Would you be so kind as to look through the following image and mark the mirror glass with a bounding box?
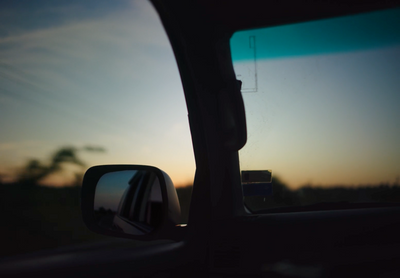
[94,170,163,235]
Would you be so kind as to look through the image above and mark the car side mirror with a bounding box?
[81,165,182,240]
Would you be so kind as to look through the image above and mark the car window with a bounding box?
[0,0,194,257]
[230,8,400,212]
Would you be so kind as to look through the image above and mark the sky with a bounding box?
[1,1,399,190]
[0,0,195,187]
[231,8,400,188]
[95,170,137,211]
[95,169,162,211]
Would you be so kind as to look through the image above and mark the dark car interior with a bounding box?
[1,0,400,277]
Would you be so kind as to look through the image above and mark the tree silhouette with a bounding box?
[18,145,105,186]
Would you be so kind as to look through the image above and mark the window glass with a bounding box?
[230,8,400,212]
[0,0,194,257]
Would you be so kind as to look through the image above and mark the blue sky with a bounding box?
[0,0,195,186]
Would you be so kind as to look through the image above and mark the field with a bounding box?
[1,180,399,258]
[0,182,193,258]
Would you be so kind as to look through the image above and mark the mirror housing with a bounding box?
[81,165,182,241]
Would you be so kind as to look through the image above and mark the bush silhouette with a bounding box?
[17,145,104,186]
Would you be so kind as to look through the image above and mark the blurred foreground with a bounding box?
[0,182,192,258]
[1,177,399,258]
[245,177,400,212]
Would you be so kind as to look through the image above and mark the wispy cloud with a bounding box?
[0,0,179,139]
[0,1,169,70]
[0,1,195,185]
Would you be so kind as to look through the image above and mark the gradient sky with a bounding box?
[1,2,399,189]
[0,0,195,187]
[95,170,162,211]
[231,8,400,188]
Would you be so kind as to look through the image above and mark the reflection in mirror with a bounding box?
[94,170,163,235]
